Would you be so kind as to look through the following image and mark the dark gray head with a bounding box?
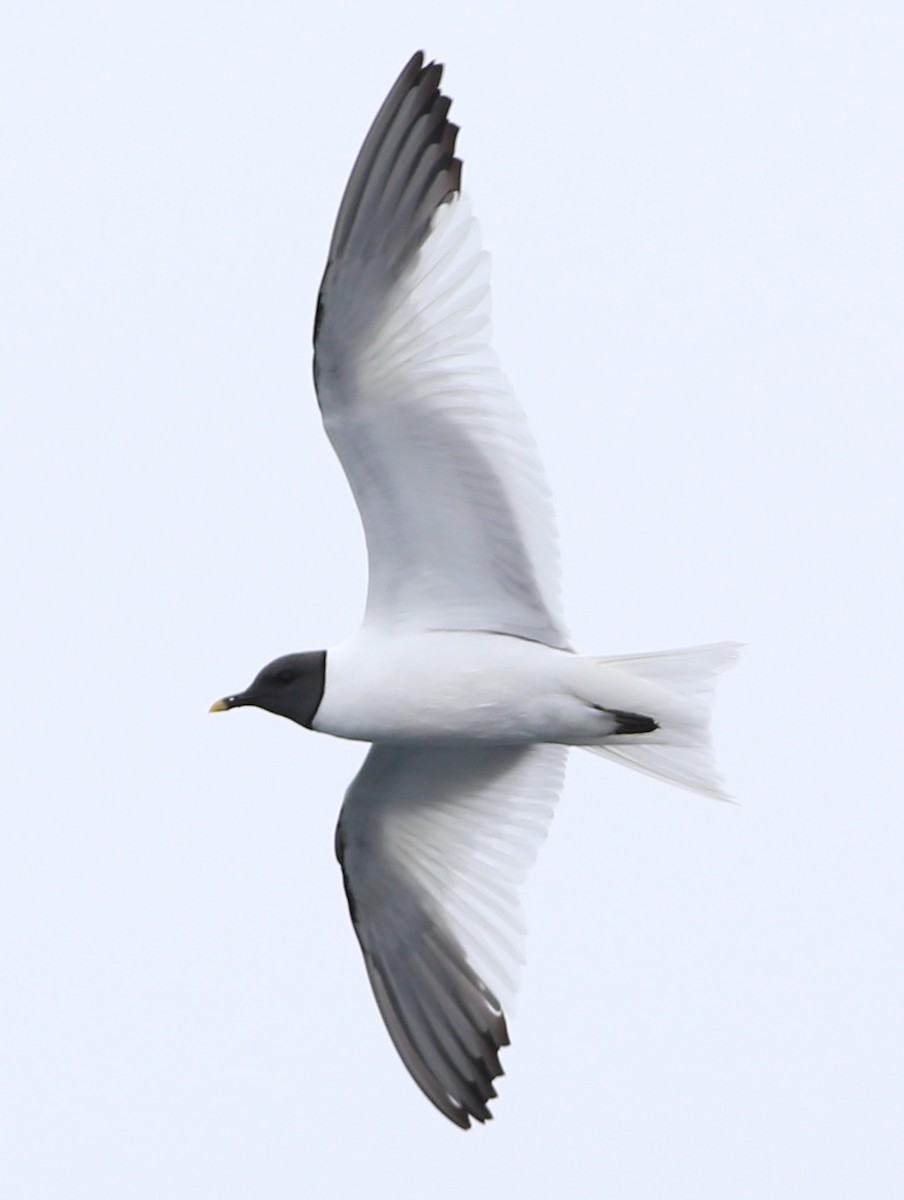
[210,651,326,729]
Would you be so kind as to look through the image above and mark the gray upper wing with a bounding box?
[335,742,567,1127]
[313,54,569,647]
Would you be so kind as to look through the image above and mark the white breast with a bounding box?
[312,630,579,744]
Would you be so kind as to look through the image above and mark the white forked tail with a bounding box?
[585,642,741,801]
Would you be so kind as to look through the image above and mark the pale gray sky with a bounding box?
[3,1,903,1196]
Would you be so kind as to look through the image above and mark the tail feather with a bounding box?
[584,642,740,801]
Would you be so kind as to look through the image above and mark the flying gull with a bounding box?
[211,52,738,1128]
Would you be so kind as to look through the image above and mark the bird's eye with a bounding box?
[274,669,295,686]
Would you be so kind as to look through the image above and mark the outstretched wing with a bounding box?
[334,742,567,1127]
[314,53,568,648]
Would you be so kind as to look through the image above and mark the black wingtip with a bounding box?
[322,50,463,269]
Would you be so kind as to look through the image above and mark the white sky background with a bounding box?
[3,1,902,1195]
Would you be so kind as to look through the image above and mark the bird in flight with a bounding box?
[211,52,737,1128]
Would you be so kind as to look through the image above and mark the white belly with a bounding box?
[311,630,649,744]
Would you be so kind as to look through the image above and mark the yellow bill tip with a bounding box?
[209,698,230,713]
